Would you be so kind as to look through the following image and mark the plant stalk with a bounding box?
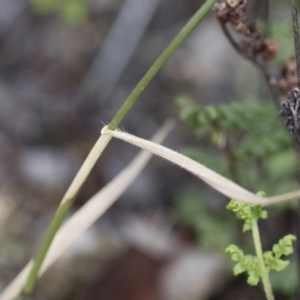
[108,0,219,130]
[252,218,274,300]
[12,1,218,299]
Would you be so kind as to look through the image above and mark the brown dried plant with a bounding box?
[270,55,297,95]
[278,0,300,146]
[214,0,279,62]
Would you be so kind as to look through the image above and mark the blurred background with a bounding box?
[0,0,298,299]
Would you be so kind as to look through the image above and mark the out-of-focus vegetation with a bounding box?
[175,95,297,194]
[30,0,90,22]
[271,21,294,63]
[175,188,237,251]
[226,199,296,291]
[1,0,299,299]
[175,94,298,294]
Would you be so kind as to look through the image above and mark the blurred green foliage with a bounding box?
[175,189,237,251]
[30,0,90,23]
[175,95,298,295]
[175,95,297,195]
[271,21,294,63]
[175,94,300,191]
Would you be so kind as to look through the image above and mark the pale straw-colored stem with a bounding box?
[101,126,300,205]
[0,121,173,300]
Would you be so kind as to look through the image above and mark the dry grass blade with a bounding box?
[0,121,174,300]
[101,126,300,205]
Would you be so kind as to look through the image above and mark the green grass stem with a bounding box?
[108,0,218,130]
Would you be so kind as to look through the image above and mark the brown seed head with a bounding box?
[272,56,298,94]
[234,21,250,34]
[261,39,279,61]
[213,3,231,21]
[252,39,265,55]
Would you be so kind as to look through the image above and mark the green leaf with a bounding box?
[227,199,268,232]
[226,244,244,261]
[242,221,252,232]
[264,251,290,271]
[272,234,297,257]
[264,234,296,273]
[233,263,246,275]
[247,272,260,286]
[226,245,261,284]
[273,260,289,272]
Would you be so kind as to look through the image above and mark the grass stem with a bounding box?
[108,0,219,130]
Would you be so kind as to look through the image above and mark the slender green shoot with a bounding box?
[226,197,296,300]
[251,216,274,300]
